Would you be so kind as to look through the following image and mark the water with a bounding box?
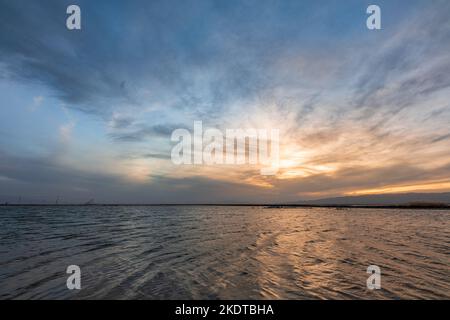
[0,206,448,299]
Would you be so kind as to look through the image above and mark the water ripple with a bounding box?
[0,206,449,299]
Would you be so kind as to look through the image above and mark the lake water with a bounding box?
[0,206,448,299]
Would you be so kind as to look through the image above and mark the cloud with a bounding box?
[59,121,75,144]
[109,123,184,142]
[29,95,44,111]
[0,151,119,202]
[1,1,450,202]
[431,133,450,144]
[351,2,450,114]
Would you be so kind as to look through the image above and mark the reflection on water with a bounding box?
[0,206,448,299]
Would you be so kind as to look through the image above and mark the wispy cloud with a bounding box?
[0,0,450,202]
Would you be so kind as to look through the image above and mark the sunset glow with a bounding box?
[0,0,449,203]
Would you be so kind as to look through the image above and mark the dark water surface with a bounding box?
[0,206,448,299]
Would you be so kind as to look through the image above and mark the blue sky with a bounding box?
[0,0,449,203]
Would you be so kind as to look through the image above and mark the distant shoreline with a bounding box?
[1,203,449,209]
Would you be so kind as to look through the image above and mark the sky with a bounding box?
[0,0,449,204]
